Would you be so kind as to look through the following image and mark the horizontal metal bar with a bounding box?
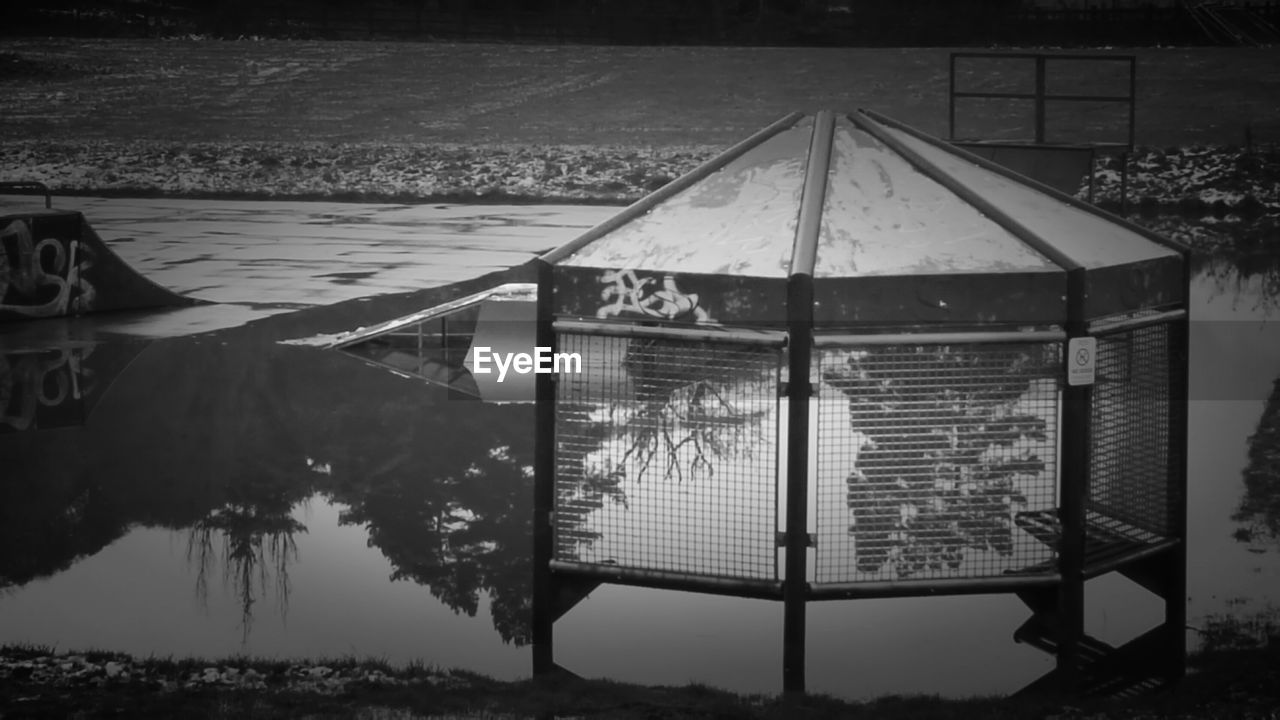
[808,573,1061,600]
[953,91,1132,103]
[953,138,1132,150]
[0,180,53,209]
[1083,538,1181,581]
[951,52,1136,62]
[553,319,788,347]
[810,419,1057,437]
[1088,309,1186,336]
[952,139,1097,150]
[549,560,784,600]
[1046,93,1135,104]
[814,329,1065,347]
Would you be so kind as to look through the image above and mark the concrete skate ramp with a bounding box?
[1,208,197,322]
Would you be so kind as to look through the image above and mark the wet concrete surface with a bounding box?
[2,197,620,340]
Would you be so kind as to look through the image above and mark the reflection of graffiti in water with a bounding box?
[596,269,712,323]
[0,347,92,432]
[0,218,97,318]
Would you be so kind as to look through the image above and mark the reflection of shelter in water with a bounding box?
[1235,377,1280,548]
[329,283,537,403]
[533,110,1191,698]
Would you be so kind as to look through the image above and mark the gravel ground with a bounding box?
[0,649,468,696]
[0,140,712,205]
[2,139,1277,214]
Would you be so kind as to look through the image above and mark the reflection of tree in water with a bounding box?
[0,334,595,647]
[822,344,1057,577]
[185,489,308,642]
[1187,214,1280,315]
[174,340,317,641]
[554,401,627,551]
[321,401,539,646]
[0,465,124,595]
[553,337,775,561]
[1234,376,1280,551]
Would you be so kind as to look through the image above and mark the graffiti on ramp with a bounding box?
[1,209,196,322]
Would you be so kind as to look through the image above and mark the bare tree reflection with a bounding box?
[611,338,773,485]
[1234,376,1280,551]
[1183,213,1280,315]
[186,501,307,642]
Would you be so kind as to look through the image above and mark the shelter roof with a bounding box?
[545,110,1186,327]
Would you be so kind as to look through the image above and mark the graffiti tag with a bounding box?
[596,270,711,323]
[0,218,97,319]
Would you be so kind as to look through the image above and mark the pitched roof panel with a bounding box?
[558,116,813,278]
[876,121,1180,270]
[815,117,1060,278]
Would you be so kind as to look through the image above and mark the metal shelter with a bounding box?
[531,109,1190,696]
[947,52,1137,206]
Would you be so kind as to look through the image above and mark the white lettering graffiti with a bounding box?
[596,269,711,323]
[0,218,96,319]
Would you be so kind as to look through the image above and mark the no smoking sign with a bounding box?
[1067,336,1096,386]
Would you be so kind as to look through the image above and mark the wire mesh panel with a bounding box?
[1089,321,1177,539]
[814,340,1062,583]
[553,331,782,580]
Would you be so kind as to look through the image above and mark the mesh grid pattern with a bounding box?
[553,332,782,580]
[813,342,1062,583]
[1088,323,1175,539]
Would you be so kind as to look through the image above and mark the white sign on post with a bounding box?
[1067,336,1096,386]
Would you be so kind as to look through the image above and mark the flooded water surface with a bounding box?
[2,221,1280,701]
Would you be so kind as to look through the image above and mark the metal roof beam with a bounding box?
[788,109,835,279]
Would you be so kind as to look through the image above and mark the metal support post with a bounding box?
[532,259,556,677]
[1058,267,1091,693]
[783,273,812,696]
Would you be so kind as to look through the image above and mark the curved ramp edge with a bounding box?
[1,209,200,322]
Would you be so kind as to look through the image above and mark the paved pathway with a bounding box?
[5,197,619,339]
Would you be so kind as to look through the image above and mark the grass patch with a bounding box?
[3,41,1280,213]
[0,139,711,205]
[1,40,1279,148]
[0,51,95,83]
[4,631,1280,720]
